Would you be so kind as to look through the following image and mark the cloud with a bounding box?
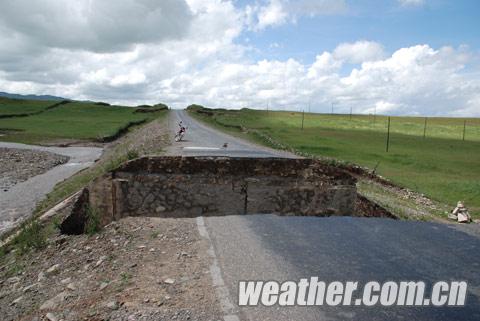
[397,0,425,7]
[333,41,386,64]
[159,44,479,116]
[246,0,347,31]
[0,0,478,117]
[0,0,193,52]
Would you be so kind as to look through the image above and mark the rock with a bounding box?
[22,284,37,293]
[60,277,72,284]
[164,278,175,284]
[95,255,107,267]
[106,301,119,310]
[37,272,46,282]
[40,291,68,310]
[11,296,23,305]
[46,312,59,321]
[46,264,60,275]
[7,276,21,284]
[99,282,109,290]
[66,282,77,291]
[155,206,166,213]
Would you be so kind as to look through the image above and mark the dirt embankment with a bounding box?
[0,115,223,321]
[0,217,222,321]
[0,148,69,192]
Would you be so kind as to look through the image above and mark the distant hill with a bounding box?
[0,92,68,101]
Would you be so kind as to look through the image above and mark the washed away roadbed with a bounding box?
[0,217,222,321]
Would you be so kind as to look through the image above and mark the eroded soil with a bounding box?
[0,217,222,321]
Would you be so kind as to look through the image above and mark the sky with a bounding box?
[0,0,479,116]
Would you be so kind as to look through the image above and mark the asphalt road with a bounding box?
[166,110,293,158]
[168,109,480,321]
[0,142,102,235]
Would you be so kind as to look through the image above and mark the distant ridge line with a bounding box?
[0,91,68,101]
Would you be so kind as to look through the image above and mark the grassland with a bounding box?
[188,106,480,216]
[0,97,59,116]
[0,99,166,144]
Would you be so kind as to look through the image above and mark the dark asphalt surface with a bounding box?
[206,215,480,321]
[170,110,480,321]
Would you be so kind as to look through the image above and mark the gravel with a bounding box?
[0,217,223,321]
[0,147,69,192]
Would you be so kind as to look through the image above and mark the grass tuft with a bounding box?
[85,206,101,236]
[11,220,47,255]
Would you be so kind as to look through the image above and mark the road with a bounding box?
[166,110,293,158]
[0,142,102,235]
[168,110,480,321]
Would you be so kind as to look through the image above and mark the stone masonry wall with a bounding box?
[63,156,359,233]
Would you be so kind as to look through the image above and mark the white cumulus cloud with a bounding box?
[0,0,478,117]
[333,41,386,64]
[246,0,347,31]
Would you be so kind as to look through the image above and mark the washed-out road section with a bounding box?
[167,109,480,321]
[0,142,102,235]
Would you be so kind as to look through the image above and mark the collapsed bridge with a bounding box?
[61,156,394,234]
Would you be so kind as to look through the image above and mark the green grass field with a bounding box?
[188,106,480,215]
[0,99,166,144]
[0,97,59,116]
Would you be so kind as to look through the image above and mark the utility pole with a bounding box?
[463,120,467,141]
[386,116,391,152]
[373,105,377,125]
[267,100,269,115]
[350,106,353,120]
[331,102,334,115]
[423,117,427,139]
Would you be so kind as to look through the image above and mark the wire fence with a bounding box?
[292,111,480,152]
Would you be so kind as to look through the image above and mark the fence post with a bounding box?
[386,116,391,152]
[301,110,305,130]
[463,120,466,141]
[423,117,427,139]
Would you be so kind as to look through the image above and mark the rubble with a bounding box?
[0,217,222,321]
[449,201,472,223]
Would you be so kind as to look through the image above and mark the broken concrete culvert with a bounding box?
[61,156,394,235]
